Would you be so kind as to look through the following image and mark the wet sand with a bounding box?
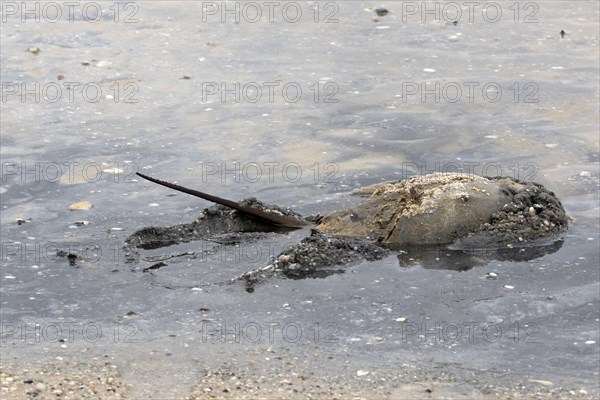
[1,346,594,400]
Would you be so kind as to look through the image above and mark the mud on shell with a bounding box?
[318,173,568,248]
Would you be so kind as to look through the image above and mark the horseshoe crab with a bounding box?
[126,172,568,288]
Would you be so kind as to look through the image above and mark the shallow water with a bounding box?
[1,1,599,398]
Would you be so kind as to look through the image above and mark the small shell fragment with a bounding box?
[529,207,536,215]
[102,167,124,174]
[528,379,553,386]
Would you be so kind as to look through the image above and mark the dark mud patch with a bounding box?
[123,198,303,265]
[237,230,390,291]
[125,197,302,250]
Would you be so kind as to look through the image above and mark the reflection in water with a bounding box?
[126,215,566,291]
[396,239,565,272]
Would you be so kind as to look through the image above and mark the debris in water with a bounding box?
[72,221,90,227]
[143,262,167,273]
[374,8,388,17]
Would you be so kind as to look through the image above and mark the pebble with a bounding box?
[395,317,408,323]
[486,272,498,279]
[356,370,369,377]
[27,47,40,54]
[68,201,93,211]
[278,255,291,264]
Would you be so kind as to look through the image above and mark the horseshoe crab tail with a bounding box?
[136,172,308,229]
